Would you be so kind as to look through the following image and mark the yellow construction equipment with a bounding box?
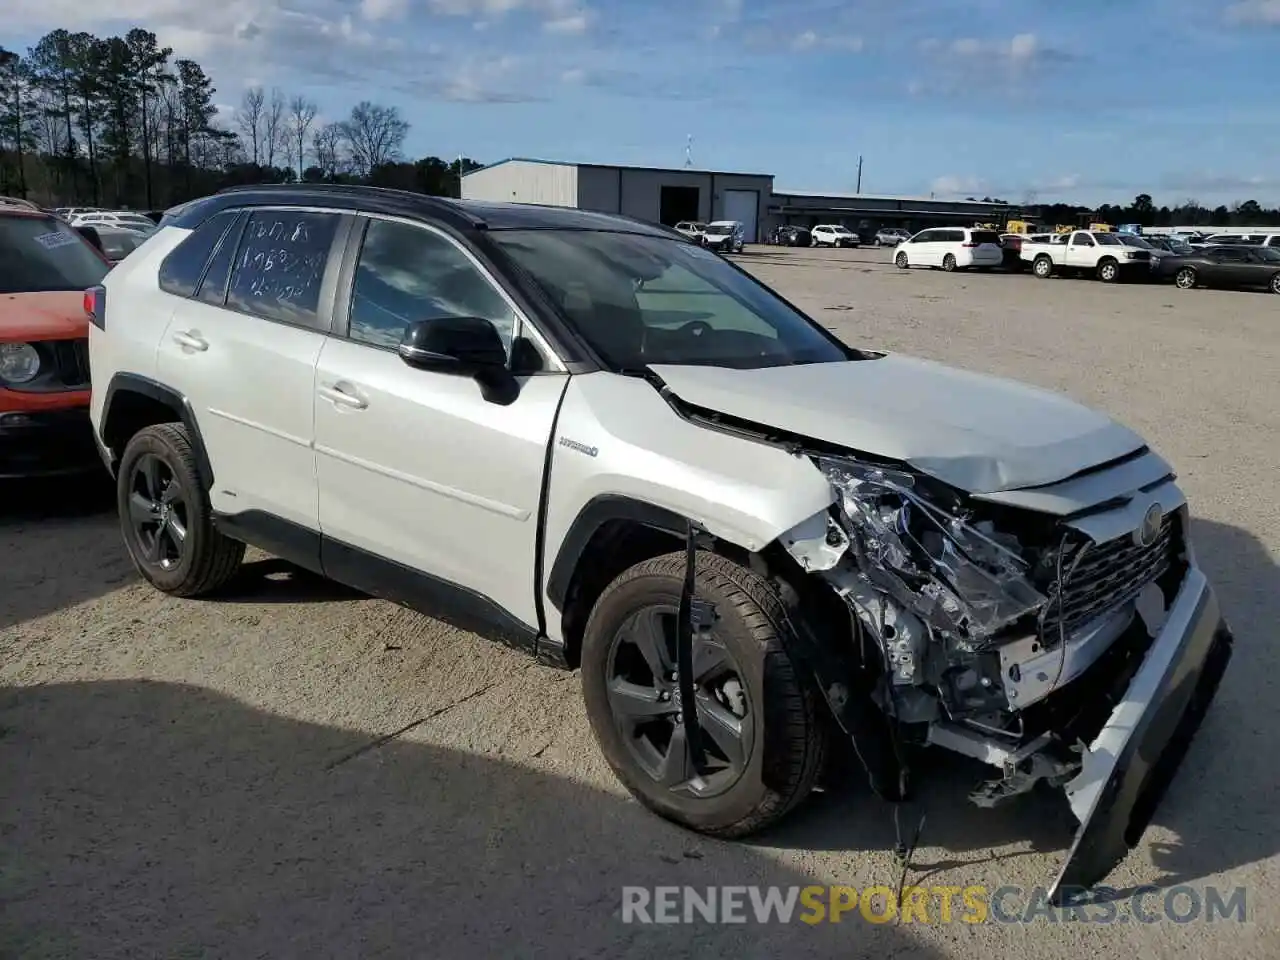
[1089,222,1114,232]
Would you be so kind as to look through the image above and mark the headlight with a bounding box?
[818,457,1046,644]
[0,342,41,384]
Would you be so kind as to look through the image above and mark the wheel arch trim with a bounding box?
[100,373,214,488]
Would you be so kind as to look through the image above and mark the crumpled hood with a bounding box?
[649,354,1147,494]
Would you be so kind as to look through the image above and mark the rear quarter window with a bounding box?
[158,210,240,298]
[971,231,1000,245]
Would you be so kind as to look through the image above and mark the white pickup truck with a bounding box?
[1022,230,1153,282]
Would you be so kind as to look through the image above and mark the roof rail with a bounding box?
[0,195,42,211]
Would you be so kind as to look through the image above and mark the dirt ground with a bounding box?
[3,247,1277,958]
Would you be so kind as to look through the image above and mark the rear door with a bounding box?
[156,206,355,532]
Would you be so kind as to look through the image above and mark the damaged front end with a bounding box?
[782,455,1234,901]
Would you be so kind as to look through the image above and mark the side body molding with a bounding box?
[541,372,834,631]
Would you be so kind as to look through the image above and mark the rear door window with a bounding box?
[159,210,239,298]
[971,230,1000,245]
[225,210,342,330]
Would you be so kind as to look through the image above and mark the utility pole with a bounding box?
[856,155,863,193]
[684,134,693,169]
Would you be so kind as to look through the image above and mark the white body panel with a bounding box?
[89,228,186,431]
[313,338,569,629]
[541,372,834,641]
[157,299,324,529]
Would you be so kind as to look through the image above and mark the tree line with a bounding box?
[975,194,1280,230]
[0,28,482,211]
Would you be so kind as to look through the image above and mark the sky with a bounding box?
[6,0,1280,206]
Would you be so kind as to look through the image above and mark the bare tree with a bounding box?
[263,86,285,170]
[236,85,264,165]
[338,101,408,177]
[287,94,317,179]
[312,122,343,180]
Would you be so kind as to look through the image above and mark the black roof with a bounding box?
[163,183,674,237]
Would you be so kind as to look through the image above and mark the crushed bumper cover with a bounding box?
[1049,567,1233,903]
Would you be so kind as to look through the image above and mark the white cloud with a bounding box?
[931,174,988,196]
[792,30,818,51]
[1009,32,1038,61]
[1226,0,1280,24]
[560,66,586,83]
[951,37,983,56]
[360,0,408,20]
[544,11,588,33]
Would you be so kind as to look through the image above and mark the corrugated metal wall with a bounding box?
[461,161,579,207]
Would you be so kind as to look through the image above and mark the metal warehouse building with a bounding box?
[770,190,1016,232]
[461,158,774,242]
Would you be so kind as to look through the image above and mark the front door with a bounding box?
[313,216,568,631]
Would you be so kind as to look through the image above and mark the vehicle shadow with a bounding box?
[210,556,365,604]
[0,680,941,960]
[756,516,1275,895]
[0,474,132,632]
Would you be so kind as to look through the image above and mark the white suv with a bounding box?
[893,227,1003,271]
[811,224,859,248]
[88,185,1232,900]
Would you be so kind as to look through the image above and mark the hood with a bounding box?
[0,291,90,340]
[649,354,1146,494]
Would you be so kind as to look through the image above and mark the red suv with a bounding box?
[0,198,111,478]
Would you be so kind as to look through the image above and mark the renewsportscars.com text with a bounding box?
[620,884,1248,926]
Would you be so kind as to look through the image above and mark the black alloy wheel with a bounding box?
[128,453,189,571]
[606,604,754,798]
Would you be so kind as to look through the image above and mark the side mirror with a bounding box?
[398,316,518,405]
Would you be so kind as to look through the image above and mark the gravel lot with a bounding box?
[3,246,1277,958]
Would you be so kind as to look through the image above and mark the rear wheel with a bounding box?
[1097,258,1119,282]
[581,552,826,837]
[1175,267,1198,290]
[1270,273,1280,295]
[117,423,245,597]
[1033,256,1053,279]
[895,251,909,269]
[942,253,957,272]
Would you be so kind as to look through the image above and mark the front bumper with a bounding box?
[0,406,101,479]
[1050,566,1233,902]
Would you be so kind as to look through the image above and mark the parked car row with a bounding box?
[889,225,1280,294]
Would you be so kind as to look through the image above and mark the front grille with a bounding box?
[50,338,90,387]
[1041,514,1176,639]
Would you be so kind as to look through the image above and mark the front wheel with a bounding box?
[117,423,245,597]
[1270,273,1280,295]
[895,251,909,269]
[1175,267,1198,290]
[581,552,827,838]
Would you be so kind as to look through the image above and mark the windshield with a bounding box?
[0,215,108,294]
[492,230,851,370]
[704,224,734,236]
[1122,236,1154,249]
[830,226,851,234]
[1095,233,1122,245]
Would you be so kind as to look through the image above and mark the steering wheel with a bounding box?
[677,320,713,338]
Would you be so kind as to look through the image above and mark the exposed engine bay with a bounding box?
[781,454,1189,812]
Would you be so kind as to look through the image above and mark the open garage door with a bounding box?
[722,189,758,242]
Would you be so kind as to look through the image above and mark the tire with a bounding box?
[1033,255,1053,279]
[895,251,909,269]
[117,423,245,597]
[1097,258,1119,283]
[581,551,827,838]
[1175,267,1198,290]
[1271,273,1280,295]
[942,253,957,272]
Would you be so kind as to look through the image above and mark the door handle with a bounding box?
[318,383,368,410]
[172,330,209,352]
